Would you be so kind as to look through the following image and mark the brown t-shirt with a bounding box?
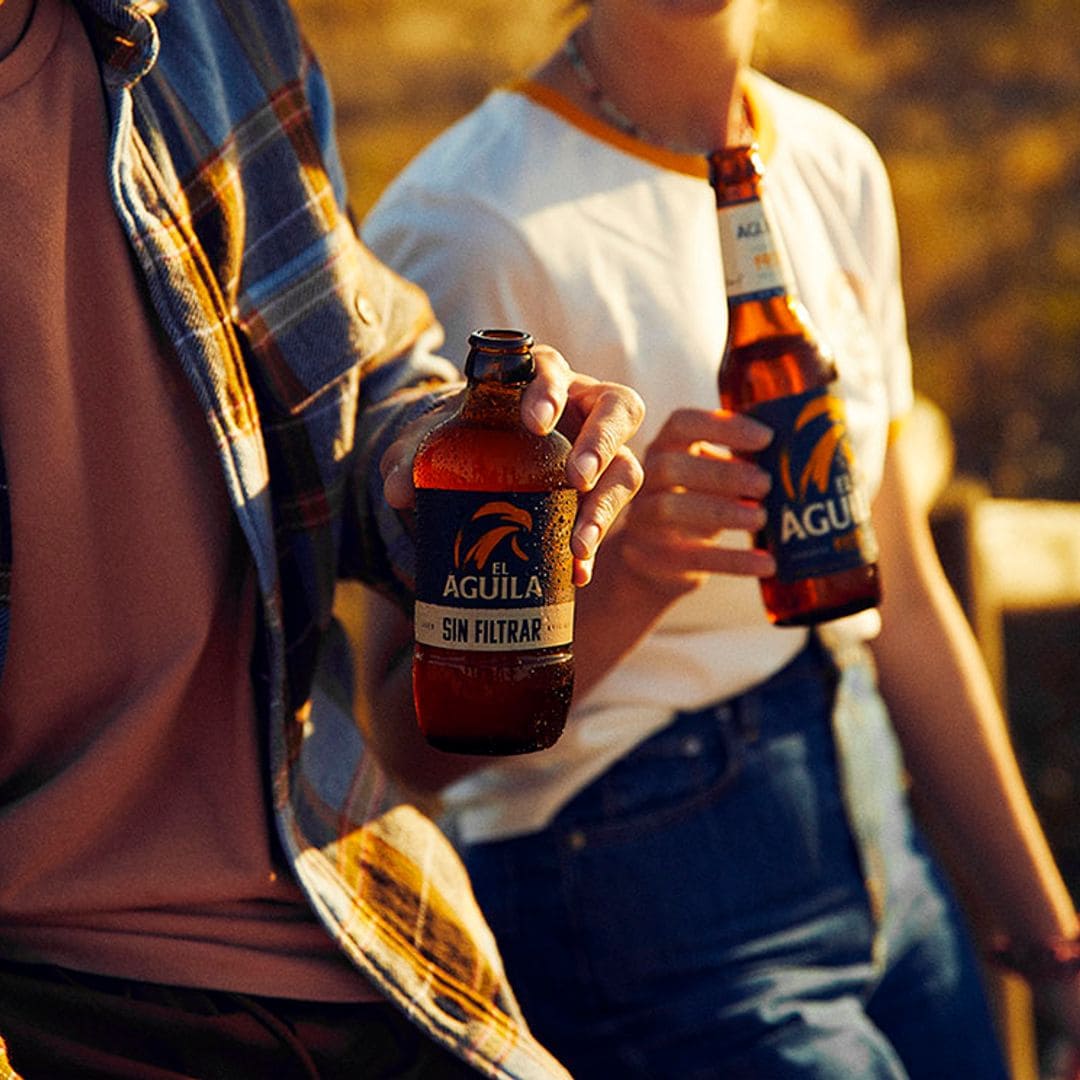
[0,0,376,1001]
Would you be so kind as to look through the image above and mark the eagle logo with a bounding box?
[453,501,534,571]
[778,395,853,502]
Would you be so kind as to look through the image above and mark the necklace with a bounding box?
[563,26,754,157]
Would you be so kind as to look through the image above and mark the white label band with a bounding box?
[717,200,785,302]
[415,601,575,651]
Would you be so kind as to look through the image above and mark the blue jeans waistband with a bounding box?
[675,633,837,746]
[540,636,840,842]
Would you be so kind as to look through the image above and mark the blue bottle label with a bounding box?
[752,388,878,583]
[415,489,576,651]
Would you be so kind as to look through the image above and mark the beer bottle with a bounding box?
[412,329,577,754]
[710,145,881,626]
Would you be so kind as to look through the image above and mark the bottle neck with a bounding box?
[716,193,806,347]
[458,330,537,422]
[463,330,536,384]
[459,377,527,422]
[710,147,817,347]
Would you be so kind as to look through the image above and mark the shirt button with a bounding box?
[566,829,587,851]
[355,293,377,325]
[681,735,704,756]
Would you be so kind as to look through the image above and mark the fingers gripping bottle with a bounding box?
[412,330,577,754]
[710,145,881,626]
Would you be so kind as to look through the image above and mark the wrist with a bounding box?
[988,933,1080,983]
[608,531,706,601]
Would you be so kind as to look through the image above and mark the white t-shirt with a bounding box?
[363,71,914,842]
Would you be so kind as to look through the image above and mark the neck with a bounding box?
[0,0,35,62]
[541,0,760,154]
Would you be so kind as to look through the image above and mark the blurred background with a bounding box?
[293,0,1080,935]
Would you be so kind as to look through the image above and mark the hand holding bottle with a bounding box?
[611,405,777,590]
[411,330,580,754]
[380,340,644,587]
[567,402,778,699]
[712,144,882,625]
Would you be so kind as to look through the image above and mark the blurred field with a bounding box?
[293,1,1080,900]
[293,0,573,218]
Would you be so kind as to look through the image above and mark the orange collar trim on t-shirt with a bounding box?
[510,72,776,180]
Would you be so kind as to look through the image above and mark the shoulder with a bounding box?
[367,82,691,230]
[754,73,882,165]
[369,89,582,223]
[363,92,529,273]
[154,1,303,57]
[363,87,593,287]
[149,2,310,104]
[752,72,897,230]
[135,1,345,190]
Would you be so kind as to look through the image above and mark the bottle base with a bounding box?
[761,565,881,627]
[769,594,879,627]
[413,646,573,756]
[424,729,563,756]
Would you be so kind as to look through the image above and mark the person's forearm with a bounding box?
[872,573,1078,944]
[358,641,486,797]
[344,584,485,796]
[362,660,486,799]
[569,531,696,698]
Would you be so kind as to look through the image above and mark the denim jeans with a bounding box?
[462,637,1008,1079]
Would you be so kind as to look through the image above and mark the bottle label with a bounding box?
[716,197,786,305]
[415,489,576,651]
[752,388,879,582]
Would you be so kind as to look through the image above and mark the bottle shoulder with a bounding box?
[415,412,571,491]
[720,329,838,409]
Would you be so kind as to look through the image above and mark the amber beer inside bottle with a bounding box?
[711,146,881,626]
[412,330,576,754]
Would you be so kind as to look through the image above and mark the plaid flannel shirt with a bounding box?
[0,3,569,1077]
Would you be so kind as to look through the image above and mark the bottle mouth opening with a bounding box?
[465,328,536,383]
[467,328,534,352]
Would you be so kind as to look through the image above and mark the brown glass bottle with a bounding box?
[710,145,881,626]
[412,329,577,754]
